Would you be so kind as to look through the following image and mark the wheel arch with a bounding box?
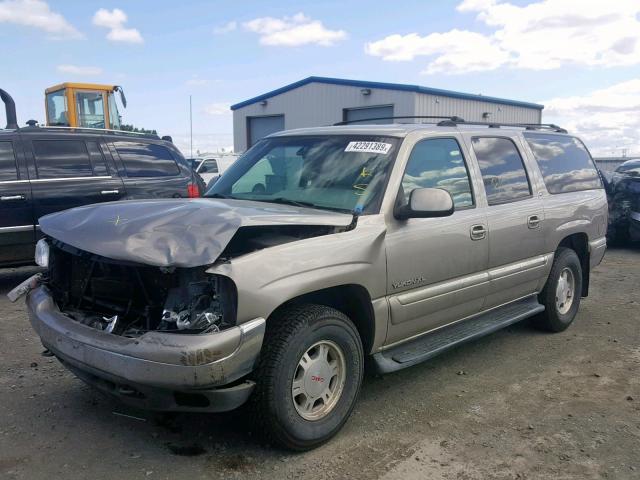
[557,233,590,296]
[269,284,377,355]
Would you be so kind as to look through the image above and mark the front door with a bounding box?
[465,135,546,308]
[385,136,489,345]
[0,139,34,265]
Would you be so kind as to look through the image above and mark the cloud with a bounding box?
[213,20,237,34]
[0,0,81,38]
[365,0,640,74]
[543,78,640,156]
[244,12,346,47]
[93,8,143,44]
[203,103,232,115]
[57,64,103,76]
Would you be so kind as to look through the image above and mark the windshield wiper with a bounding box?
[265,197,321,209]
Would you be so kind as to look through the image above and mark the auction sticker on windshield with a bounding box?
[345,141,392,155]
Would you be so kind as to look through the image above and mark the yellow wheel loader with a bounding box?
[44,83,127,129]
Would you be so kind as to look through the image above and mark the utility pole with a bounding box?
[189,95,193,158]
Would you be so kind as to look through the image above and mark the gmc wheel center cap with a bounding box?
[304,363,330,397]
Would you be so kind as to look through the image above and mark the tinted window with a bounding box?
[115,142,180,177]
[472,137,531,205]
[86,141,109,176]
[0,142,18,182]
[33,140,93,179]
[401,138,473,208]
[524,133,602,193]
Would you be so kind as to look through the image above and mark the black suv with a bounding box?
[0,92,202,267]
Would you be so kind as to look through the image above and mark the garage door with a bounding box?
[344,105,394,124]
[248,115,285,148]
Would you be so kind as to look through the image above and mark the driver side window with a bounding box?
[401,138,474,209]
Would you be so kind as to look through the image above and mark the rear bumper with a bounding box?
[26,285,265,412]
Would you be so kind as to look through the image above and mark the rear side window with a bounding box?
[523,133,602,194]
[0,141,18,182]
[115,142,180,177]
[33,140,93,179]
[472,137,531,205]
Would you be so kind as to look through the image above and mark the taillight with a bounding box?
[187,183,200,198]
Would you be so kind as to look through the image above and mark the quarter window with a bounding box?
[0,142,18,182]
[115,142,180,177]
[401,138,474,208]
[523,133,602,194]
[472,137,531,205]
[33,140,93,179]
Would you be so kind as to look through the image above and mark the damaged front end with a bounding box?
[46,239,237,337]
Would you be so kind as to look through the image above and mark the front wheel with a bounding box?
[249,304,364,451]
[533,247,583,332]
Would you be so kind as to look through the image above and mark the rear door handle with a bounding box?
[470,224,487,241]
[101,190,120,195]
[528,214,541,229]
[1,194,25,202]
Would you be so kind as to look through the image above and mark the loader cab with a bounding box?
[45,83,126,130]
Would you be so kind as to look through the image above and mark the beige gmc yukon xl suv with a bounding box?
[16,119,607,450]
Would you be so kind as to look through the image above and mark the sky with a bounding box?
[1,0,639,157]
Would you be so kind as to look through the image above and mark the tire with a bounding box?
[533,247,583,332]
[249,304,364,451]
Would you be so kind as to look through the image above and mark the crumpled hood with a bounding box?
[39,199,353,267]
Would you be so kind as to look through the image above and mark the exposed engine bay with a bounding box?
[46,240,237,337]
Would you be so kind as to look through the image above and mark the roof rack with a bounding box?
[333,116,465,126]
[22,124,161,139]
[435,119,567,133]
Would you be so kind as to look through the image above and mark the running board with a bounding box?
[373,297,544,374]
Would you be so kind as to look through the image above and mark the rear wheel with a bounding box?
[533,247,583,332]
[249,304,364,451]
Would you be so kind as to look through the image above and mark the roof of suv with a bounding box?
[268,123,570,138]
[0,125,160,140]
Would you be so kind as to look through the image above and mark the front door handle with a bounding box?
[470,224,487,241]
[1,194,25,202]
[100,190,120,195]
[528,214,541,229]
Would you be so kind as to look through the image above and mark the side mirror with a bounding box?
[394,187,454,220]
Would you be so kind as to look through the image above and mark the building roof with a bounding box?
[230,76,545,111]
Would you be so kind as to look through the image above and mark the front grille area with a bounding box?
[46,240,236,337]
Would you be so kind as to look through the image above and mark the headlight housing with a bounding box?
[35,239,49,268]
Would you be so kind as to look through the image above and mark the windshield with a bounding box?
[206,135,400,214]
[616,162,640,176]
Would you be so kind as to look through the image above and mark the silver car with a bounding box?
[17,121,607,450]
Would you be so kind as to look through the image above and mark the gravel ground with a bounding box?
[1,246,638,480]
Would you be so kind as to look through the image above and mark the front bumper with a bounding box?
[26,285,265,412]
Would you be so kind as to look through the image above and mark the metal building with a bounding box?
[231,76,544,152]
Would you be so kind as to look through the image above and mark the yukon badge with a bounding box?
[392,276,426,290]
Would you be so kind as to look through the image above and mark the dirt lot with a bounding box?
[1,247,638,480]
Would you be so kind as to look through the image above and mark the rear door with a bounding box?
[0,137,35,265]
[465,135,547,308]
[110,140,190,198]
[24,135,126,229]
